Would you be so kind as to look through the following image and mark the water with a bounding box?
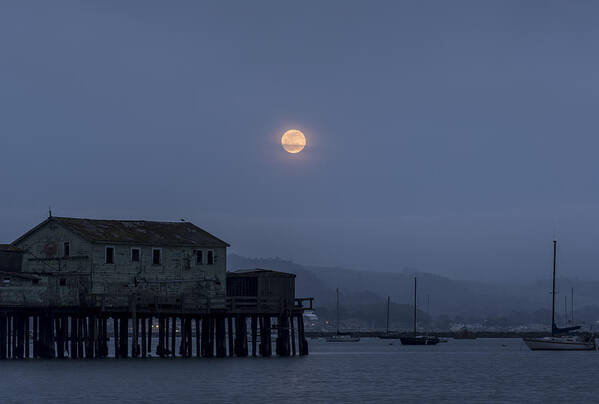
[1,338,598,403]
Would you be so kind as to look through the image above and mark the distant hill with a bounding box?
[228,254,599,327]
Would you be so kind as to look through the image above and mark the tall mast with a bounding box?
[386,296,390,335]
[336,288,340,335]
[551,240,557,335]
[571,287,574,324]
[413,277,417,335]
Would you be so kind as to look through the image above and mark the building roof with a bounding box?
[228,268,296,278]
[13,217,230,248]
[0,244,24,252]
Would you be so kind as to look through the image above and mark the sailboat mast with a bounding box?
[571,287,574,324]
[413,277,417,335]
[336,288,340,335]
[386,296,390,335]
[551,240,557,335]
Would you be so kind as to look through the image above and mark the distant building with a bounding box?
[10,216,229,309]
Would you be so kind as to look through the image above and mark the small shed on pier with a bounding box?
[226,269,296,313]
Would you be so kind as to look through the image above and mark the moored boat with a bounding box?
[327,288,360,342]
[522,240,595,351]
[400,277,440,346]
[400,335,440,345]
[326,334,361,342]
[379,296,401,339]
[524,335,595,351]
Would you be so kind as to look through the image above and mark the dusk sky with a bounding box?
[2,1,599,281]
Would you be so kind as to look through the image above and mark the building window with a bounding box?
[106,247,114,264]
[32,279,39,285]
[196,250,203,265]
[2,278,9,284]
[207,250,214,265]
[59,278,66,286]
[131,248,140,262]
[63,242,70,257]
[152,248,161,265]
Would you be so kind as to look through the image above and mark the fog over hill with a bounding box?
[228,254,599,328]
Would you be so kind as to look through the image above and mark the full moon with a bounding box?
[281,129,306,154]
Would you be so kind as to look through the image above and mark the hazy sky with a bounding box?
[2,1,599,281]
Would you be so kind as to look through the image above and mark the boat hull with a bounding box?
[400,336,440,345]
[523,337,596,351]
[326,336,360,342]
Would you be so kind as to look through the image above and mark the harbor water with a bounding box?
[0,338,598,403]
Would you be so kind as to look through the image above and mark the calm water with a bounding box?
[1,338,598,403]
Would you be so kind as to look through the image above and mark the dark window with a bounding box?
[3,278,9,284]
[131,248,140,262]
[32,279,39,285]
[207,250,214,265]
[106,247,114,264]
[59,278,66,286]
[63,242,70,257]
[196,250,203,265]
[152,249,161,265]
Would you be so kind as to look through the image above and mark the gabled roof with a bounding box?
[13,217,230,248]
[228,268,295,278]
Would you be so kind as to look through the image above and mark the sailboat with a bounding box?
[400,277,440,345]
[326,288,360,342]
[379,296,401,339]
[523,240,595,351]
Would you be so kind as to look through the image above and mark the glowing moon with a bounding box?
[281,129,306,154]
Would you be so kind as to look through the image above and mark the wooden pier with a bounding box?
[0,297,311,359]
[0,218,313,359]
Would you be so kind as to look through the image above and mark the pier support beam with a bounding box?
[0,315,6,359]
[119,314,128,358]
[251,316,257,357]
[260,316,272,357]
[216,316,226,358]
[234,316,248,357]
[276,313,290,357]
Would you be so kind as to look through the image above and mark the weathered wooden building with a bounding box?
[13,216,228,309]
[0,216,309,360]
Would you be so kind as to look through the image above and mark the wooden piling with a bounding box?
[195,318,201,357]
[171,317,176,358]
[55,317,64,359]
[178,317,185,357]
[113,317,119,359]
[119,314,128,358]
[235,316,248,357]
[141,317,147,358]
[298,314,308,356]
[0,315,6,359]
[216,316,226,357]
[227,316,234,357]
[32,315,38,358]
[290,315,296,356]
[101,316,108,358]
[77,315,84,358]
[147,317,152,356]
[251,316,257,357]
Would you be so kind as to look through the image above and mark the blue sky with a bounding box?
[2,1,599,280]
